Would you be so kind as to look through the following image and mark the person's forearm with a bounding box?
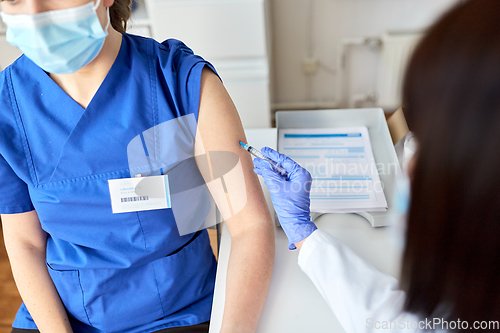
[220,224,275,333]
[295,237,308,250]
[6,244,73,333]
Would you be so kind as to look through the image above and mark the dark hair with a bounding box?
[110,0,132,34]
[402,0,500,326]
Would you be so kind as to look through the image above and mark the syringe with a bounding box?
[240,142,288,177]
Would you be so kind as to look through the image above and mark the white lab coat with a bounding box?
[298,229,447,332]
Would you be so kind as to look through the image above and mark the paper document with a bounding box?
[278,127,388,213]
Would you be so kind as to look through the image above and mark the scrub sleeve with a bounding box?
[0,70,35,214]
[0,34,220,333]
[0,154,34,212]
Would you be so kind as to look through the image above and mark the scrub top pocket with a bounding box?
[77,264,165,332]
[73,231,216,332]
[152,230,217,317]
[46,264,92,326]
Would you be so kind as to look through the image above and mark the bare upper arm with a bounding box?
[1,210,47,251]
[195,68,272,237]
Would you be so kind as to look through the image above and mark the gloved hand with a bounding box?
[253,147,317,250]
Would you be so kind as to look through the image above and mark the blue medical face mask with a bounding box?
[396,133,417,217]
[390,173,411,251]
[390,133,418,250]
[394,173,410,216]
[0,0,110,74]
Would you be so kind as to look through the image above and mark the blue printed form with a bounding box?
[279,127,388,213]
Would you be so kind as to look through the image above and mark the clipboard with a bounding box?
[276,108,402,227]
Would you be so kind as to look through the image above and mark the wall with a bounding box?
[0,13,22,71]
[1,0,460,112]
[144,0,272,128]
[269,0,459,110]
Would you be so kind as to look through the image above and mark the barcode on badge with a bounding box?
[121,196,149,203]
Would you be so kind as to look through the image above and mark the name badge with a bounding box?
[108,175,171,214]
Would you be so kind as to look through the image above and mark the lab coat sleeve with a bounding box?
[298,229,420,333]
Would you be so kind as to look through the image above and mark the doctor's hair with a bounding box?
[401,0,500,328]
[110,0,132,34]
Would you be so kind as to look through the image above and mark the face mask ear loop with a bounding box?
[93,0,102,11]
[104,7,111,33]
[92,0,111,34]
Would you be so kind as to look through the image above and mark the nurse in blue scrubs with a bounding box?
[0,1,275,332]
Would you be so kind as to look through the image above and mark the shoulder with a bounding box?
[1,54,29,80]
[0,64,20,139]
[0,61,13,95]
[123,35,219,118]
[158,38,196,59]
[0,61,29,171]
[159,38,194,53]
[0,67,6,92]
[0,66,13,117]
[123,34,208,73]
[0,56,25,116]
[157,38,212,77]
[123,34,197,60]
[0,55,33,106]
[0,56,33,140]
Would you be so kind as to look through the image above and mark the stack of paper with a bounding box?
[278,126,388,213]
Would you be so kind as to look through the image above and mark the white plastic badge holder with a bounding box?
[108,175,171,214]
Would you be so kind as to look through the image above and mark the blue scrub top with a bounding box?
[0,34,218,333]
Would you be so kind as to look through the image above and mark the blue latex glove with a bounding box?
[253,147,317,250]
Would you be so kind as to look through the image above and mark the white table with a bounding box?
[209,128,403,333]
